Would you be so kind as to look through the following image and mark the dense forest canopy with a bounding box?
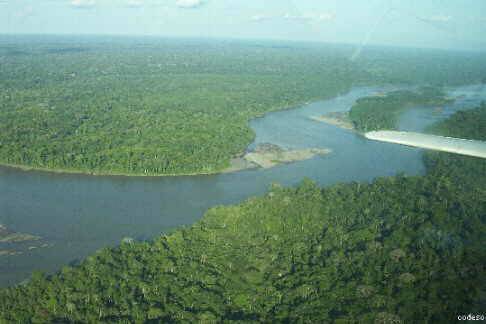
[427,103,486,141]
[348,87,451,132]
[424,103,486,191]
[0,104,484,323]
[353,46,486,86]
[0,38,355,176]
[1,37,486,175]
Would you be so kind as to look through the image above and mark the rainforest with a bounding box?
[1,34,486,324]
[0,104,484,323]
[1,38,486,176]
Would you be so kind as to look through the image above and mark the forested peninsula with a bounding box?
[310,87,452,134]
[0,40,355,176]
[1,38,486,176]
[0,104,484,323]
[348,87,452,132]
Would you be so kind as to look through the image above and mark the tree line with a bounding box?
[348,87,452,132]
[0,104,484,323]
[2,37,486,175]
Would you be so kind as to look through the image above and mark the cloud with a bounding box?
[14,6,34,20]
[283,13,308,21]
[315,13,336,22]
[176,0,205,9]
[71,0,96,8]
[251,14,273,22]
[126,0,144,8]
[284,12,335,22]
[252,12,335,23]
[424,14,452,23]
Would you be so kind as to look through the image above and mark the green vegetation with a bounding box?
[0,105,484,323]
[427,103,486,141]
[0,38,355,176]
[424,102,486,190]
[348,87,451,132]
[2,37,486,175]
[354,46,486,86]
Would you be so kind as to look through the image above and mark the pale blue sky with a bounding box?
[1,0,485,50]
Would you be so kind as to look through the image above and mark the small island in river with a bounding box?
[1,224,44,257]
[311,88,454,133]
[225,143,331,172]
[0,224,41,244]
[310,111,355,130]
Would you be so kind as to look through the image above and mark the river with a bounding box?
[1,84,485,287]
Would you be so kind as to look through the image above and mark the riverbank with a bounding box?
[0,92,348,178]
[0,161,229,178]
[224,143,331,172]
[244,143,330,169]
[2,84,484,287]
[0,88,351,179]
[348,88,454,132]
[310,111,355,131]
[2,104,484,322]
[0,143,332,177]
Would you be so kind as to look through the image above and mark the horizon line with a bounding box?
[0,32,484,54]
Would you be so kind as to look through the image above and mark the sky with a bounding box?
[1,0,485,51]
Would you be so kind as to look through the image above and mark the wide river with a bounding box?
[1,84,485,287]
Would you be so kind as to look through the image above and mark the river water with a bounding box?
[1,84,485,286]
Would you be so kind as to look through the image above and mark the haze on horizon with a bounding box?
[0,0,485,51]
